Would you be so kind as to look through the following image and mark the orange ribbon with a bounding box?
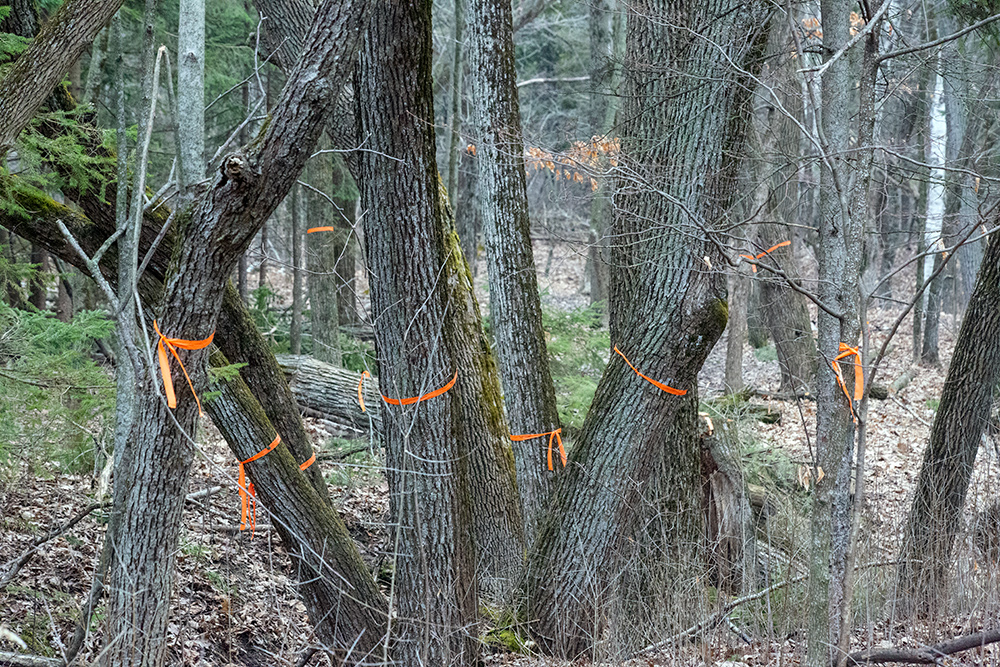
[298,452,316,471]
[512,428,565,471]
[740,240,791,273]
[307,226,336,233]
[382,371,458,406]
[154,320,214,415]
[238,434,281,533]
[831,343,863,421]
[357,370,371,412]
[614,346,686,396]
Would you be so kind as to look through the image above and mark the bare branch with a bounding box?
[878,12,1000,63]
[845,628,1000,665]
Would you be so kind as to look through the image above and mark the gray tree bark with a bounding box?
[806,2,881,665]
[897,222,1000,614]
[356,1,481,662]
[101,4,371,664]
[177,0,205,199]
[525,0,769,657]
[467,0,561,545]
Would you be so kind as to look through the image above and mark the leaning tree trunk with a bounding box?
[4,178,390,665]
[102,5,370,665]
[525,1,769,658]
[0,0,125,159]
[896,222,1000,614]
[356,1,481,663]
[467,0,561,545]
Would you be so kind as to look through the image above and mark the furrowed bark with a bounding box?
[896,223,1000,613]
[357,1,480,662]
[0,0,124,158]
[526,1,769,657]
[467,0,561,545]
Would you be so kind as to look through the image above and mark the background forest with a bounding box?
[1,0,1000,666]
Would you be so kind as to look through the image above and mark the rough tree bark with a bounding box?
[357,1,483,662]
[896,223,1000,614]
[525,0,768,657]
[100,4,371,665]
[467,0,561,545]
[0,0,124,159]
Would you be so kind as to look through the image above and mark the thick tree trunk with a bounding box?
[101,4,370,664]
[526,1,768,657]
[896,224,1000,613]
[0,0,124,159]
[357,2,480,662]
[467,0,561,545]
[276,353,381,435]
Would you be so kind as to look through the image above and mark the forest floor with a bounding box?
[2,239,999,666]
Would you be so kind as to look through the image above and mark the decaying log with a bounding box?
[845,627,1000,665]
[275,354,382,438]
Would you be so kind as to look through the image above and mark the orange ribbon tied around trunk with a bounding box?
[831,343,863,421]
[382,371,458,406]
[238,434,281,534]
[614,346,686,396]
[154,320,214,415]
[512,428,565,471]
[357,370,371,412]
[298,452,316,471]
[307,226,335,234]
[740,240,791,273]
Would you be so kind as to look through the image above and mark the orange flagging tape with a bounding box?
[239,434,281,534]
[357,370,371,412]
[512,428,565,471]
[154,320,214,415]
[831,343,863,421]
[613,346,686,396]
[740,240,791,273]
[306,226,336,233]
[382,371,458,406]
[298,452,316,471]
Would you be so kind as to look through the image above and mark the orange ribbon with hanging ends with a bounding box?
[357,370,371,412]
[512,428,565,471]
[740,240,791,273]
[614,346,686,396]
[298,451,316,471]
[239,434,281,533]
[381,371,458,406]
[307,226,336,233]
[154,320,214,415]
[831,343,863,421]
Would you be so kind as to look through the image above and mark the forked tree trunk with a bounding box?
[896,223,1000,614]
[525,1,768,657]
[102,5,370,664]
[467,0,561,545]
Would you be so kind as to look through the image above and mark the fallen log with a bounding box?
[844,627,1000,666]
[275,354,382,438]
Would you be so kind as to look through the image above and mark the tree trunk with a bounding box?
[725,266,749,393]
[526,1,768,657]
[467,0,561,545]
[177,0,205,199]
[0,0,124,159]
[290,183,304,355]
[806,2,880,665]
[356,1,481,662]
[305,143,344,363]
[102,4,370,664]
[28,244,47,310]
[896,221,1000,614]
